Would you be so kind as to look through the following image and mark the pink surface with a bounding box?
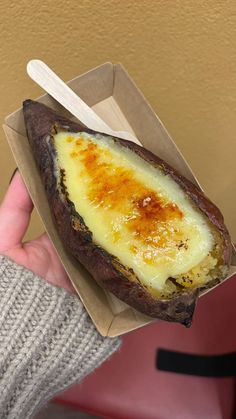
[55,274,236,419]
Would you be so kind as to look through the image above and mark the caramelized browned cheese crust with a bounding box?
[23,100,232,326]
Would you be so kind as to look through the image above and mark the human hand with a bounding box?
[0,170,74,293]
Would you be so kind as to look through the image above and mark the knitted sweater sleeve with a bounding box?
[0,255,121,419]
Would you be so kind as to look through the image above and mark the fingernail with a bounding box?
[9,168,18,184]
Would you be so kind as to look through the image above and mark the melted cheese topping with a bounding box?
[54,131,214,291]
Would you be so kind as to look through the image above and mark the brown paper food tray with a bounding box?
[3,62,236,337]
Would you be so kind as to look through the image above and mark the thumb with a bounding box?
[0,171,33,252]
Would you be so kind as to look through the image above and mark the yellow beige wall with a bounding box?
[0,0,236,240]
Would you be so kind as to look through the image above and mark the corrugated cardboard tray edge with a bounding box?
[3,62,236,337]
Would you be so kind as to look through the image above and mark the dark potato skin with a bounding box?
[23,100,232,326]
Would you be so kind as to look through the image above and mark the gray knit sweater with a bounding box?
[0,255,120,419]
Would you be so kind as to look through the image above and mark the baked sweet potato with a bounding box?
[23,99,232,326]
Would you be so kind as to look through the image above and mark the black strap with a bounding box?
[157,348,236,377]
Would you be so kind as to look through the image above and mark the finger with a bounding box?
[0,171,33,251]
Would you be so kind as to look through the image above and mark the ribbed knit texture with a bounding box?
[0,255,121,419]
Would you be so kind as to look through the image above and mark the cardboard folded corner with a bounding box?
[3,62,236,337]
